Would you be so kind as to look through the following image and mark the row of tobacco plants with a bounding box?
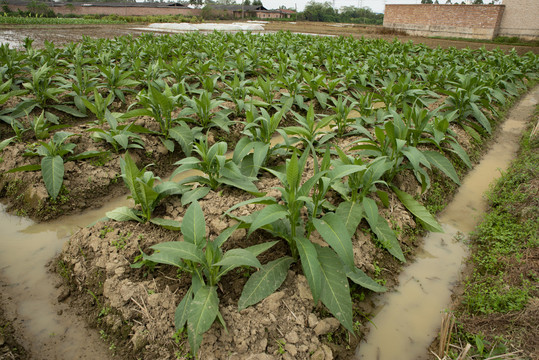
[1,31,538,357]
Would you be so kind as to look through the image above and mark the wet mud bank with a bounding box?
[356,86,539,360]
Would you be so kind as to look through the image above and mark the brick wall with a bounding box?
[383,4,505,40]
[498,0,539,40]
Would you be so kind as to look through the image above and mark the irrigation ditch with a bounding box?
[0,30,538,359]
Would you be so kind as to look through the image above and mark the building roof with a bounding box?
[208,4,267,12]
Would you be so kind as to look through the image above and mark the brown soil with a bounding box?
[0,288,28,360]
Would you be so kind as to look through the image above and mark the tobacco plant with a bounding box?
[126,83,194,154]
[351,112,460,192]
[86,115,144,153]
[143,201,278,356]
[98,64,139,103]
[180,90,231,132]
[9,131,104,200]
[226,149,386,335]
[106,152,184,229]
[171,135,259,194]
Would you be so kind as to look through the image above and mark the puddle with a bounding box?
[355,86,539,360]
[0,30,22,48]
[0,204,113,359]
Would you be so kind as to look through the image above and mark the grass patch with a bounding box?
[429,35,539,47]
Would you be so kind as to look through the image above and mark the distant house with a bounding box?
[208,4,266,18]
[278,9,296,19]
[207,4,294,19]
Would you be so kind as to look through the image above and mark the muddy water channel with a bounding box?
[0,87,537,359]
[0,198,130,359]
[356,87,539,360]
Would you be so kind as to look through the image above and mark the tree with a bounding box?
[473,0,484,4]
[302,1,336,22]
[244,0,251,5]
[421,0,433,3]
[252,0,262,6]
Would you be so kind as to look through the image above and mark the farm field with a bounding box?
[0,25,538,360]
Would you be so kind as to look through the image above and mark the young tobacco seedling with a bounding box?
[143,201,277,357]
[171,135,260,195]
[106,152,184,229]
[226,148,386,336]
[9,131,105,200]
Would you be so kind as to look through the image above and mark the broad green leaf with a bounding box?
[391,186,443,233]
[7,164,41,173]
[150,217,181,231]
[215,249,262,277]
[147,241,205,266]
[449,140,472,169]
[175,286,193,330]
[50,104,87,118]
[106,206,143,223]
[212,224,240,249]
[161,138,175,152]
[247,204,288,237]
[470,102,491,134]
[244,241,279,257]
[238,256,294,310]
[120,153,140,198]
[296,236,322,304]
[286,151,299,188]
[232,136,254,163]
[313,213,355,269]
[134,179,159,219]
[219,176,260,195]
[335,201,364,236]
[113,134,128,150]
[187,286,219,355]
[182,201,206,246]
[41,155,64,200]
[345,266,386,293]
[225,196,276,215]
[328,164,367,181]
[363,197,405,262]
[0,137,14,152]
[317,246,355,334]
[423,150,460,185]
[169,123,193,156]
[181,187,210,206]
[462,124,482,142]
[377,190,390,208]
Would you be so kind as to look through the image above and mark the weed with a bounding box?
[99,225,114,239]
[57,259,70,280]
[15,208,27,217]
[276,339,286,354]
[110,231,131,250]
